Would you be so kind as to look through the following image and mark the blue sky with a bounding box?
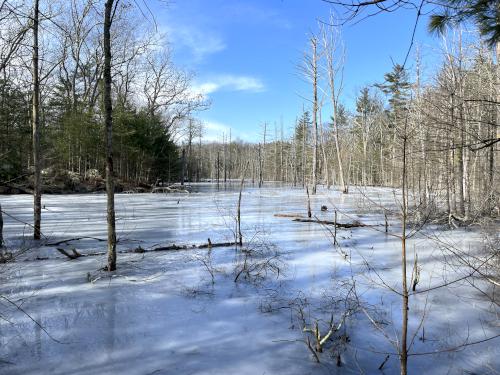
[153,0,440,142]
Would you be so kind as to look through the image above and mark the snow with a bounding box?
[0,184,498,374]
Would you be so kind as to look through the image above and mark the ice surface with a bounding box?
[0,184,498,374]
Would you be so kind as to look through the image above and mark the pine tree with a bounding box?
[429,0,500,46]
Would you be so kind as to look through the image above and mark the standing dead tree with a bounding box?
[306,186,312,218]
[236,174,245,246]
[311,37,319,195]
[299,37,320,194]
[321,17,349,194]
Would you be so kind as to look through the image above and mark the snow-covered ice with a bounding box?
[0,184,498,374]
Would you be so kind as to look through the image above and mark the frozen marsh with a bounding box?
[0,184,498,374]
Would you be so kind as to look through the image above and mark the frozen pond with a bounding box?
[0,184,498,374]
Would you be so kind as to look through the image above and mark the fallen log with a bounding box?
[33,240,239,261]
[148,244,194,252]
[45,236,106,246]
[292,218,368,228]
[56,248,82,259]
[198,241,236,249]
[274,213,305,218]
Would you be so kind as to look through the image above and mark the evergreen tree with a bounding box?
[429,0,500,46]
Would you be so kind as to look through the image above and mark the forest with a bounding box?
[0,0,498,374]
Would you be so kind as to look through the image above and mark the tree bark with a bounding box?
[104,0,117,271]
[32,0,41,240]
[0,202,4,248]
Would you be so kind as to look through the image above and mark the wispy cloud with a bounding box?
[221,3,292,30]
[164,25,226,61]
[194,75,265,95]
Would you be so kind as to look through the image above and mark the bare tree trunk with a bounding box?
[311,37,318,195]
[32,0,41,240]
[223,133,227,183]
[306,186,312,218]
[321,24,348,193]
[0,202,3,248]
[216,151,220,190]
[379,125,384,185]
[362,140,368,186]
[400,129,409,375]
[258,143,263,188]
[446,142,452,216]
[237,175,244,246]
[274,124,278,181]
[228,129,232,181]
[104,0,116,271]
[262,123,267,186]
[456,124,466,216]
[492,41,500,203]
[280,120,284,182]
[319,107,330,188]
[302,115,306,188]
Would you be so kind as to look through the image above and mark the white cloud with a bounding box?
[203,121,230,141]
[201,121,258,143]
[193,75,265,95]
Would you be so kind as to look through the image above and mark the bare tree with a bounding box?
[143,47,208,142]
[0,1,30,74]
[0,202,3,248]
[32,0,41,240]
[311,37,319,194]
[320,18,348,193]
[103,0,116,271]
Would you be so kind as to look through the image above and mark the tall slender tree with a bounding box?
[32,0,41,240]
[311,37,319,194]
[104,0,117,271]
[321,20,348,193]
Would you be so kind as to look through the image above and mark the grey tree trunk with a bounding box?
[311,37,318,195]
[104,0,117,271]
[492,42,499,196]
[237,175,244,246]
[0,202,4,248]
[216,151,220,189]
[32,0,41,240]
[262,123,267,186]
[400,132,409,375]
[327,66,347,192]
[302,115,306,188]
[223,133,227,183]
[258,143,263,188]
[456,124,466,216]
[319,108,330,188]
